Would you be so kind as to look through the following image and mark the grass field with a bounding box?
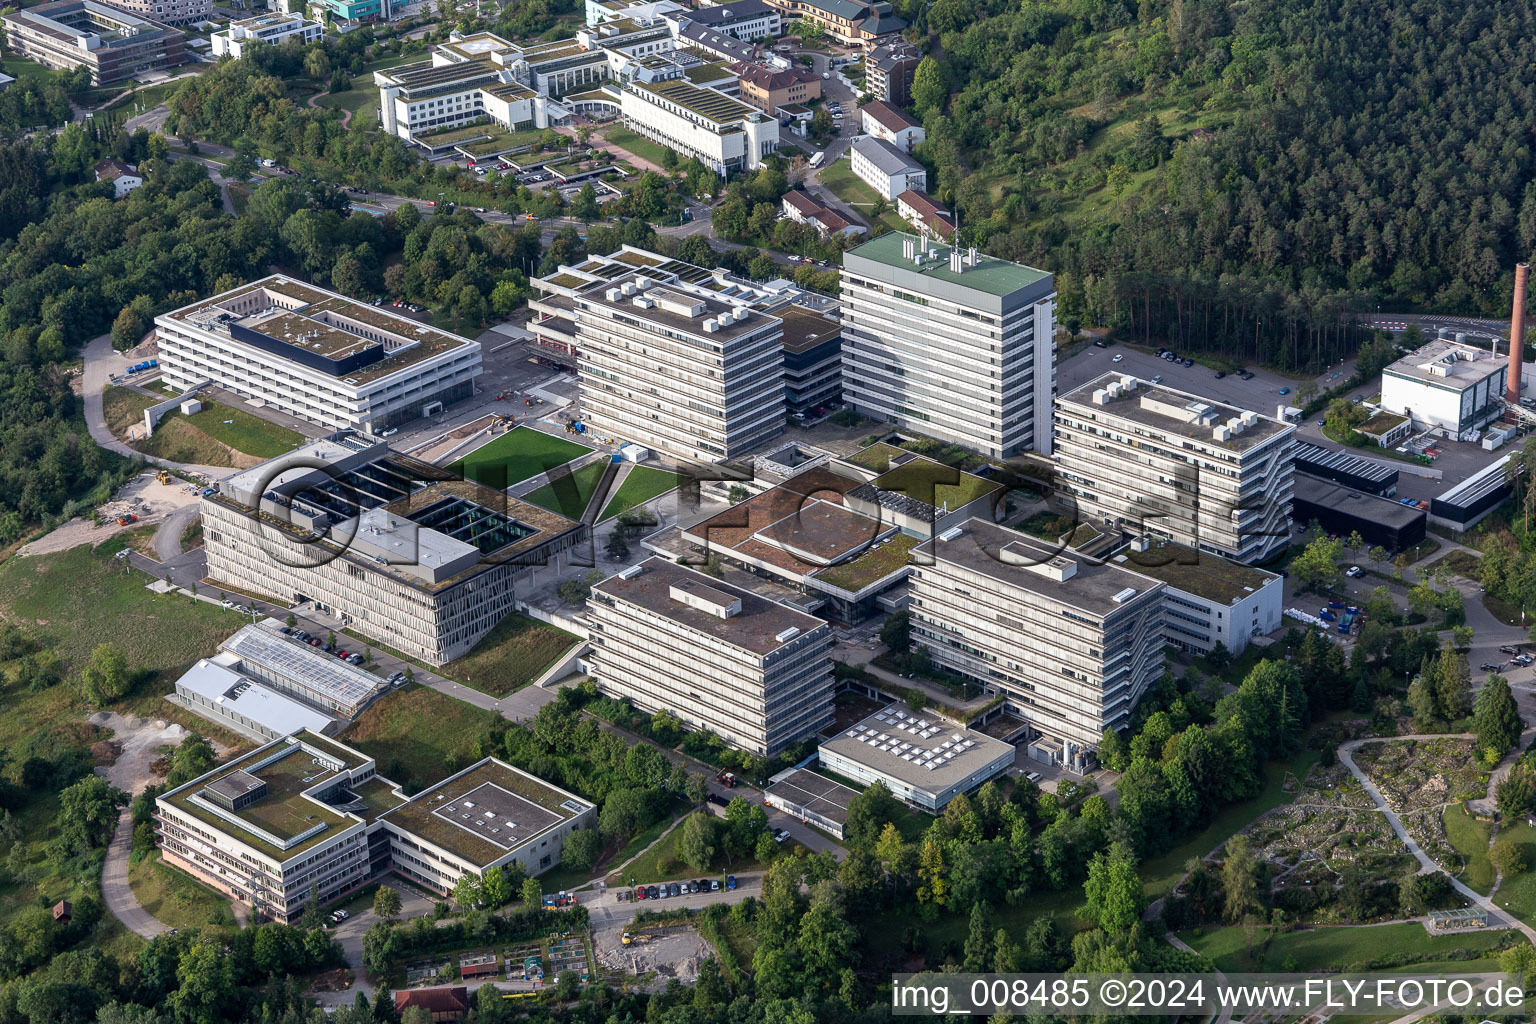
[1487,820,1536,928]
[521,462,605,519]
[450,427,591,490]
[312,53,419,128]
[181,401,306,458]
[1178,921,1513,972]
[816,158,904,233]
[1140,751,1322,899]
[602,126,675,169]
[599,466,685,521]
[128,852,237,932]
[441,613,579,698]
[339,684,498,794]
[1443,803,1495,894]
[102,386,157,438]
[1,55,65,86]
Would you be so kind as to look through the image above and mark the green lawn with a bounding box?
[1443,803,1495,895]
[1,55,65,87]
[313,53,420,127]
[619,818,768,885]
[1178,921,1513,973]
[816,157,895,221]
[1487,820,1536,928]
[182,400,306,458]
[1140,751,1322,899]
[521,461,605,519]
[440,613,580,698]
[599,466,685,521]
[602,125,675,168]
[339,684,499,794]
[128,852,237,932]
[450,427,591,490]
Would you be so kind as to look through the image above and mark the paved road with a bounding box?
[102,811,169,940]
[1338,734,1536,945]
[153,504,199,562]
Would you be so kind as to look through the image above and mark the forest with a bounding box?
[904,0,1536,369]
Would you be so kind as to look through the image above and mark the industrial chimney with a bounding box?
[1511,262,1528,407]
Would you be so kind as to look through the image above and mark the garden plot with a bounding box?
[1352,738,1489,813]
[1248,804,1409,885]
[545,935,591,980]
[1401,808,1458,869]
[1289,761,1375,809]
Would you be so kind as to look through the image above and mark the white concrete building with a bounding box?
[818,702,1015,811]
[589,557,835,757]
[558,266,786,463]
[377,758,596,893]
[1107,536,1282,657]
[202,433,585,666]
[95,159,143,197]
[211,13,323,57]
[1054,373,1297,564]
[848,136,924,200]
[858,98,923,152]
[586,0,683,26]
[665,0,780,40]
[909,520,1166,752]
[155,276,482,434]
[620,78,778,175]
[217,622,387,719]
[172,656,338,742]
[1379,339,1510,438]
[840,232,1056,459]
[155,732,405,924]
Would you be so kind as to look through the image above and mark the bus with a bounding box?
[808,150,826,169]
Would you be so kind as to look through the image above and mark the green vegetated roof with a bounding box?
[812,531,918,593]
[873,456,1001,510]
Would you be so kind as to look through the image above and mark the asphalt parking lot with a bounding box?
[1059,342,1324,416]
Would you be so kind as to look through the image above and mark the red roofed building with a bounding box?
[781,188,865,239]
[858,99,924,152]
[895,190,954,240]
[733,61,821,113]
[394,988,469,1023]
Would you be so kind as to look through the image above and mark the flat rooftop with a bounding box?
[220,623,384,710]
[856,453,1002,520]
[914,518,1163,618]
[176,656,337,735]
[1293,471,1427,528]
[778,305,841,354]
[1384,339,1509,391]
[765,768,857,827]
[1110,539,1279,605]
[378,758,591,868]
[820,702,1014,795]
[592,556,826,656]
[160,733,372,861]
[1292,440,1399,488]
[631,78,762,124]
[1435,453,1513,507]
[844,232,1051,299]
[1060,372,1293,454]
[578,273,780,342]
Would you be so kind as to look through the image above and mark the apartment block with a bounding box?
[1054,372,1296,564]
[3,1,187,83]
[863,40,918,104]
[732,61,820,113]
[212,13,323,57]
[155,732,405,923]
[840,232,1056,459]
[560,267,786,463]
[909,519,1166,750]
[589,557,834,756]
[848,136,925,200]
[858,99,923,151]
[201,433,584,666]
[155,276,483,434]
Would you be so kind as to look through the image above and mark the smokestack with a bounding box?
[1511,262,1528,406]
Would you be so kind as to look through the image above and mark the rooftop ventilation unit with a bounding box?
[621,281,637,296]
[1213,424,1231,441]
[632,296,655,309]
[774,627,800,643]
[1091,388,1110,406]
[617,564,643,579]
[703,320,719,333]
[1120,374,1137,390]
[1111,587,1138,603]
[605,287,622,301]
[937,526,963,541]
[732,305,748,321]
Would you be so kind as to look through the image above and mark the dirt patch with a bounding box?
[88,710,237,796]
[19,472,204,558]
[596,926,707,984]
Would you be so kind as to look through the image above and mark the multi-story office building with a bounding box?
[670,0,780,39]
[732,61,819,113]
[1379,339,1510,438]
[155,276,483,434]
[819,702,1015,811]
[87,0,205,28]
[155,732,405,923]
[863,40,919,104]
[586,0,684,26]
[376,758,595,892]
[1106,535,1282,657]
[3,1,187,83]
[212,13,323,57]
[779,305,843,418]
[909,519,1166,750]
[217,623,388,718]
[201,433,585,665]
[1054,373,1296,564]
[589,557,834,756]
[155,732,595,922]
[619,78,778,175]
[561,268,786,462]
[309,0,390,29]
[840,232,1057,459]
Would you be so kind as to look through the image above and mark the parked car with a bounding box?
[668,882,682,898]
[1481,662,1505,671]
[1345,566,1363,578]
[1023,771,1042,783]
[726,875,737,890]
[635,886,647,900]
[1215,370,1226,378]
[773,829,790,844]
[1151,374,1163,384]
[347,653,364,665]
[709,880,720,892]
[331,909,348,922]
[1182,358,1194,367]
[646,885,658,899]
[1112,354,1124,362]
[1279,387,1291,395]
[280,626,292,634]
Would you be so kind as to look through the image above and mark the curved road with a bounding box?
[102,811,169,940]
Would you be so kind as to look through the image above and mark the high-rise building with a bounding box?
[566,270,786,463]
[588,557,834,756]
[1054,373,1296,564]
[839,233,1056,459]
[909,519,1166,750]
